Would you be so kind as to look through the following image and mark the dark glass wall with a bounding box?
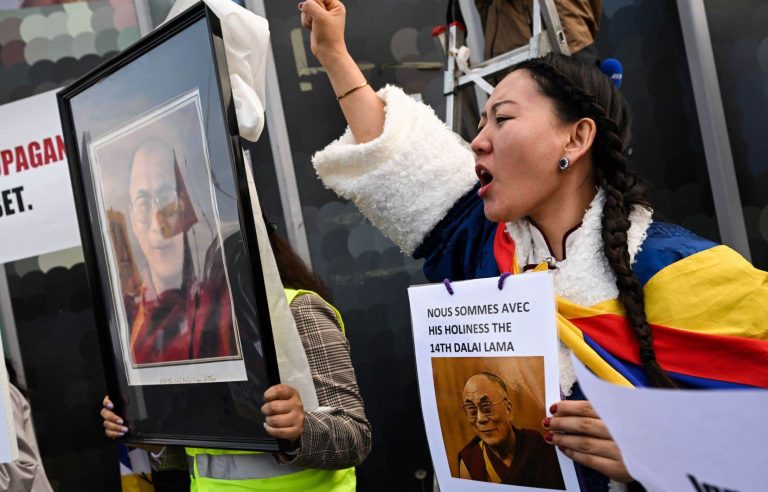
[705,0,768,268]
[596,1,718,241]
[0,0,140,105]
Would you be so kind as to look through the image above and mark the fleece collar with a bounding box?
[504,188,653,395]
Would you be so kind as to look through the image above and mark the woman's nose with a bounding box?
[470,131,490,156]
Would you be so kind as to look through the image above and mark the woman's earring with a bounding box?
[558,156,570,172]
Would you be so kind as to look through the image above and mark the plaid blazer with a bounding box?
[153,292,372,470]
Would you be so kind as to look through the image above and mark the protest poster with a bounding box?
[572,354,767,492]
[408,272,578,491]
[0,90,81,264]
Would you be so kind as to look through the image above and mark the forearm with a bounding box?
[294,408,371,469]
[318,49,384,144]
[289,294,372,469]
[301,0,384,143]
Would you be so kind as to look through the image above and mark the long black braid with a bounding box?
[510,54,676,388]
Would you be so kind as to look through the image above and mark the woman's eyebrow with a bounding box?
[491,100,518,114]
[480,99,519,119]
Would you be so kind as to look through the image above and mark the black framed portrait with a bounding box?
[58,2,283,451]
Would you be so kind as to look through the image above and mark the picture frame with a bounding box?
[57,2,283,451]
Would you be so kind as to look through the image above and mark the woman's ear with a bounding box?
[564,117,596,164]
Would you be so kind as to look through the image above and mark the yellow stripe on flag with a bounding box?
[522,261,634,387]
[557,246,767,340]
[556,310,634,388]
[641,245,768,340]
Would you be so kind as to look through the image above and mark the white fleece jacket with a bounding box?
[312,84,651,304]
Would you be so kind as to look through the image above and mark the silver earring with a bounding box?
[558,156,570,171]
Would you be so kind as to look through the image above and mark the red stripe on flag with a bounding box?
[494,223,516,274]
[570,314,768,388]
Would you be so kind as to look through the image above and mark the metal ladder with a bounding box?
[442,0,570,134]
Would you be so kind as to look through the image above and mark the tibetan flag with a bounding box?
[559,245,768,389]
[495,222,768,389]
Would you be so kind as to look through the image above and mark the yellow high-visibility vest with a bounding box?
[186,289,355,491]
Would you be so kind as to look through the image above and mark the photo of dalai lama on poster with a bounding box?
[88,89,247,386]
[432,356,566,490]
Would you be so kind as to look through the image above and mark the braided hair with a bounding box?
[509,54,676,388]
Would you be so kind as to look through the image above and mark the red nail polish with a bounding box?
[544,432,553,442]
[550,403,558,414]
[542,417,550,428]
[298,2,304,9]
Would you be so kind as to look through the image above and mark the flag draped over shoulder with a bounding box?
[495,224,768,389]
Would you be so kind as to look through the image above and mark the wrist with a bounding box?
[316,45,351,67]
[277,439,301,462]
[284,442,301,456]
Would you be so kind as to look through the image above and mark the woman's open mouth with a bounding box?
[476,164,494,197]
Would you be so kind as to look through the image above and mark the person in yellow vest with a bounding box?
[100,221,371,491]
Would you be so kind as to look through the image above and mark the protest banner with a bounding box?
[0,90,80,264]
